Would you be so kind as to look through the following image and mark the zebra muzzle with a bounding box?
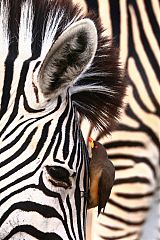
[46,165,73,189]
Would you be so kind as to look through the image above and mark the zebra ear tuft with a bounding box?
[38,19,97,98]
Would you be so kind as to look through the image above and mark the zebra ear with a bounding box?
[38,19,97,98]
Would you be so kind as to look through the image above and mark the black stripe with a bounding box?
[0,0,20,119]
[104,140,144,148]
[0,121,51,181]
[0,201,63,227]
[3,96,61,141]
[0,46,18,120]
[66,196,77,240]
[0,123,51,193]
[114,176,151,185]
[63,105,74,160]
[102,212,145,226]
[39,173,74,240]
[38,172,63,199]
[31,0,50,58]
[132,48,159,113]
[53,99,70,159]
[0,123,34,156]
[23,93,44,113]
[0,184,37,206]
[81,137,89,229]
[99,223,123,231]
[99,231,137,240]
[85,0,99,14]
[129,1,159,79]
[130,76,154,114]
[115,165,133,171]
[109,155,157,179]
[0,127,37,167]
[0,61,15,120]
[109,0,120,48]
[68,138,78,169]
[123,106,159,146]
[74,140,85,240]
[108,199,149,212]
[3,121,49,167]
[116,191,154,199]
[0,60,33,136]
[3,225,63,240]
[0,0,47,135]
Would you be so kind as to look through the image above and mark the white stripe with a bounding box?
[137,1,159,63]
[129,5,160,104]
[0,0,9,108]
[41,10,63,59]
[1,190,68,235]
[127,86,159,137]
[119,0,128,67]
[18,0,33,59]
[152,0,160,25]
[0,0,9,55]
[128,57,155,112]
[98,0,112,37]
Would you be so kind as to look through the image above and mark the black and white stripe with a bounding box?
[83,0,160,239]
[0,0,126,239]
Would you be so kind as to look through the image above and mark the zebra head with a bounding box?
[0,0,127,239]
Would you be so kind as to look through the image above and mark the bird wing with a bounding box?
[98,162,115,215]
[98,173,109,215]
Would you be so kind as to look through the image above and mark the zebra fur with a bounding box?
[0,0,127,239]
[81,0,160,239]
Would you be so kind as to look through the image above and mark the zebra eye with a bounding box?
[46,166,72,189]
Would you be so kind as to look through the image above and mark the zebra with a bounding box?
[0,0,127,239]
[79,0,160,239]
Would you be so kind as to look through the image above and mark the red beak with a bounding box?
[88,137,94,143]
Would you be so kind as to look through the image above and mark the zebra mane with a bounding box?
[0,0,127,134]
[71,16,127,134]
